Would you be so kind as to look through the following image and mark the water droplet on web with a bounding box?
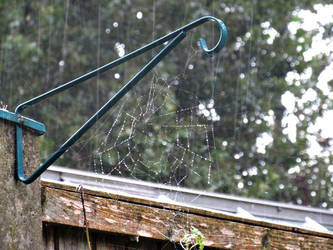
[113,22,118,28]
[59,60,65,67]
[105,28,111,34]
[206,130,212,185]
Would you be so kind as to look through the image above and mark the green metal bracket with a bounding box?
[13,16,227,184]
[0,109,45,135]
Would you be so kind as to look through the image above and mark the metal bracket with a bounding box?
[0,109,45,135]
[13,16,227,184]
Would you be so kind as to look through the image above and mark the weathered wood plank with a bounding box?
[41,180,333,239]
[41,182,333,249]
[94,229,162,250]
[43,223,55,250]
[0,117,43,250]
[57,226,90,250]
[44,223,173,250]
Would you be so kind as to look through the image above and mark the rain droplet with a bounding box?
[136,11,143,19]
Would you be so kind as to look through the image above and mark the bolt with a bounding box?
[17,115,24,124]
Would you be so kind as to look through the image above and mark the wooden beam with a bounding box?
[41,181,333,249]
[0,115,43,250]
[42,165,333,229]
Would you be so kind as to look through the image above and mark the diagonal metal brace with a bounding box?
[14,16,227,184]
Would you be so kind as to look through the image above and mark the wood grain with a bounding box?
[41,182,333,249]
[0,119,43,250]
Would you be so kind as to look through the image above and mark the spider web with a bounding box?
[97,78,213,184]
[64,41,222,189]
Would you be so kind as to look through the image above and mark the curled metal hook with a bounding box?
[198,16,228,56]
[168,16,228,56]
